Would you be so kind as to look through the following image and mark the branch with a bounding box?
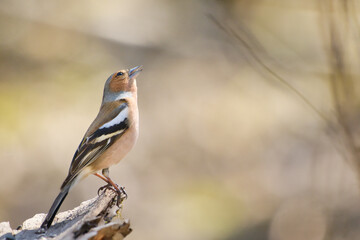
[0,189,131,240]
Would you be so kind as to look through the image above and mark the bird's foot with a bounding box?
[112,185,127,206]
[97,183,127,206]
[97,183,112,196]
[118,186,127,199]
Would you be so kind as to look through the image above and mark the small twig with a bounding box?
[208,14,331,124]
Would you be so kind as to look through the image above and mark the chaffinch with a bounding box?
[38,66,142,232]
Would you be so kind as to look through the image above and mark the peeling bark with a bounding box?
[0,189,131,240]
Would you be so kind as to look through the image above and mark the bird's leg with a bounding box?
[102,168,128,202]
[94,168,127,206]
[94,173,112,195]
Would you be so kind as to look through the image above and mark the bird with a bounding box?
[37,66,142,233]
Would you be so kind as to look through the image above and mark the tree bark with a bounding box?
[0,189,131,240]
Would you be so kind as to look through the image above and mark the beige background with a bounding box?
[1,1,360,240]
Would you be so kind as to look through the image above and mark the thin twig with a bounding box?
[208,14,330,124]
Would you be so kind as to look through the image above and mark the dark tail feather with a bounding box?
[38,189,69,232]
[37,174,79,233]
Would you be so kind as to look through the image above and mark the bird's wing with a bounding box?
[61,101,129,189]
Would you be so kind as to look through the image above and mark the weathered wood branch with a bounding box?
[0,189,131,240]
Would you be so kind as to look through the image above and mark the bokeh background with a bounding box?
[1,0,360,239]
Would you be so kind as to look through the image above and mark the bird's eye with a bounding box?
[116,72,124,77]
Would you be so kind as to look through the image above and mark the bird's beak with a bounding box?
[129,65,143,79]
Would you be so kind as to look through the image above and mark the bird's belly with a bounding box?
[89,126,138,172]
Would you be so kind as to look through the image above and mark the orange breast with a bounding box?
[89,99,139,172]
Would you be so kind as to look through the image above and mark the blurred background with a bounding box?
[1,0,360,239]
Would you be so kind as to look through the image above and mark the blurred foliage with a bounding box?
[1,0,360,240]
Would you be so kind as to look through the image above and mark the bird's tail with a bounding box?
[38,173,79,233]
[38,189,69,231]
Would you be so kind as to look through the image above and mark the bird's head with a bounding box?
[103,65,143,103]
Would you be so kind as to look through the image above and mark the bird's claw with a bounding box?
[97,184,127,206]
[97,183,112,196]
[114,186,127,206]
[119,186,127,199]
